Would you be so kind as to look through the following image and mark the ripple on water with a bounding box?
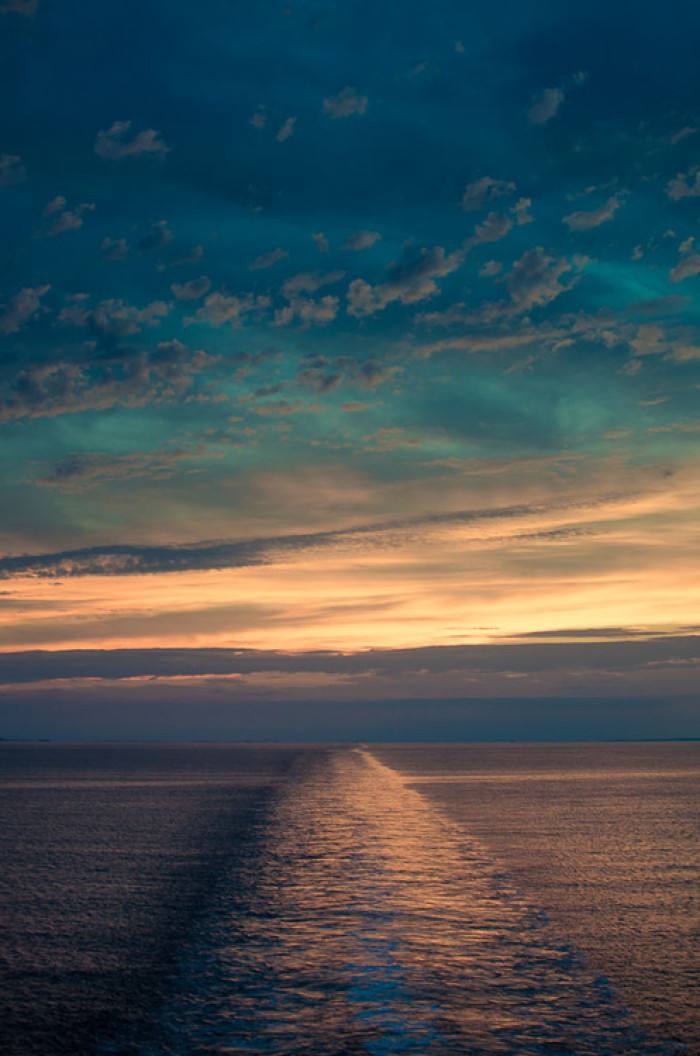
[129,749,682,1056]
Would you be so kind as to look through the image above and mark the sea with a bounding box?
[0,742,698,1055]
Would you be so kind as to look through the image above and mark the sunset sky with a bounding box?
[2,0,699,738]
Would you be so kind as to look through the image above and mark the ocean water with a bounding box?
[0,743,697,1055]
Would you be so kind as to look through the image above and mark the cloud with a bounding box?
[343,230,381,251]
[0,153,26,186]
[58,296,169,339]
[464,211,513,250]
[94,121,169,161]
[157,245,204,271]
[0,339,215,421]
[504,246,587,313]
[528,86,565,125]
[461,176,516,212]
[37,445,210,489]
[312,232,329,252]
[347,244,465,317]
[0,0,37,13]
[170,276,212,301]
[276,117,296,143]
[563,193,624,231]
[281,270,345,298]
[41,195,95,237]
[297,354,400,393]
[252,398,312,417]
[250,247,288,270]
[415,249,587,349]
[666,167,700,201]
[669,239,700,283]
[136,220,173,253]
[250,107,267,129]
[670,256,700,283]
[100,236,129,261]
[511,197,533,226]
[669,126,696,146]
[187,291,270,327]
[323,86,368,119]
[274,296,339,327]
[479,260,502,278]
[0,284,50,335]
[0,496,604,579]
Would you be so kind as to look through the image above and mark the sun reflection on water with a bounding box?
[136,749,677,1055]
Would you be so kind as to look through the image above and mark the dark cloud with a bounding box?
[503,246,587,314]
[187,291,270,327]
[0,339,215,421]
[461,176,515,212]
[58,296,170,341]
[296,353,400,392]
[0,494,628,579]
[136,220,173,253]
[1,633,699,685]
[36,445,210,489]
[347,244,465,317]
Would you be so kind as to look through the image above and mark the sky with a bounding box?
[1,0,700,739]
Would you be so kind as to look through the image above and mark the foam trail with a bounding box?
[132,748,673,1055]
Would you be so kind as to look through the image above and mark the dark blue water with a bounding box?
[1,743,698,1055]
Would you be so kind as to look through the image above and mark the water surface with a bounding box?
[1,742,697,1055]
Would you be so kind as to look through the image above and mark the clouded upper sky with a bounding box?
[2,0,700,739]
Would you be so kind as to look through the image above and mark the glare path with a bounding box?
[139,749,677,1055]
